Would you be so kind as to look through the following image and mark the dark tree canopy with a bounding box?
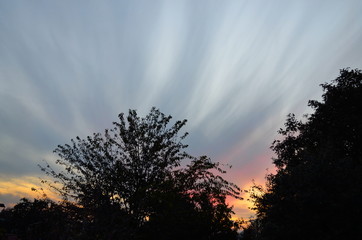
[35,107,242,239]
[245,68,362,240]
[0,198,78,240]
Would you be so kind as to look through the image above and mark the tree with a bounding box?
[0,198,78,240]
[41,107,242,239]
[247,68,362,240]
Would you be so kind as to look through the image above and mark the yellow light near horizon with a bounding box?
[0,176,61,206]
[226,179,267,220]
[1,176,261,220]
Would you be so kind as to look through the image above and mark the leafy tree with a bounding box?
[247,68,362,239]
[41,107,242,239]
[0,198,77,240]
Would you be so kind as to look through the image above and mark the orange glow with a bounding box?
[227,181,258,220]
[0,176,61,206]
[219,151,276,220]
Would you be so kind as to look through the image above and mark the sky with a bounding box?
[1,0,362,219]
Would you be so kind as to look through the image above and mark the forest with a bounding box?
[1,68,361,240]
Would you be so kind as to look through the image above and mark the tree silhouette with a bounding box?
[40,107,242,239]
[0,198,78,240]
[246,68,362,240]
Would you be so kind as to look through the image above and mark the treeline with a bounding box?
[1,108,242,240]
[1,68,362,240]
[243,68,362,240]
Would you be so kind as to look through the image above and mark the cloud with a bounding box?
[0,176,60,208]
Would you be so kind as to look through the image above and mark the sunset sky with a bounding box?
[1,0,362,218]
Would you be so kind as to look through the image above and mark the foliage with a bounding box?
[38,107,241,239]
[0,198,78,240]
[245,68,362,239]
